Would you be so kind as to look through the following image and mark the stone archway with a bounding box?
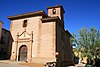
[18,45,27,61]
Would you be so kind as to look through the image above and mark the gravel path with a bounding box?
[0,60,86,67]
[0,60,29,67]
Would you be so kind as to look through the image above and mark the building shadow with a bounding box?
[0,31,13,60]
[73,55,79,64]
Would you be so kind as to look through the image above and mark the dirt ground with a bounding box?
[20,62,45,67]
[0,60,85,67]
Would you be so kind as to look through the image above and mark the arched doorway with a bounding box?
[18,45,27,61]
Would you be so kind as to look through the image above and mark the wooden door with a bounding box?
[18,45,27,61]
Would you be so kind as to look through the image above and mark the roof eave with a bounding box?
[65,30,72,37]
[42,16,59,22]
[0,21,4,24]
[41,17,57,21]
[2,28,10,32]
[8,10,48,20]
[47,5,65,13]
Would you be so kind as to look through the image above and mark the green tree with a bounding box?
[71,27,100,63]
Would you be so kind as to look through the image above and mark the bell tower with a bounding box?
[47,5,65,21]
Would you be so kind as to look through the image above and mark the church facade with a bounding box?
[8,5,73,66]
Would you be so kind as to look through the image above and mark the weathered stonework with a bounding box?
[8,5,74,67]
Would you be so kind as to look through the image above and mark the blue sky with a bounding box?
[0,0,100,34]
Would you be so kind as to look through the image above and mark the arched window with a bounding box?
[23,20,27,27]
[52,8,56,14]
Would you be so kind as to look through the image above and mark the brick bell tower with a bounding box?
[47,5,65,22]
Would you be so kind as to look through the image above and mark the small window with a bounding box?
[23,20,27,27]
[52,8,56,14]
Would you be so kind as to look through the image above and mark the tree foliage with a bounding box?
[71,27,100,61]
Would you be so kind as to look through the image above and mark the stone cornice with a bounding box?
[2,28,10,32]
[47,5,65,13]
[41,16,59,22]
[7,10,48,20]
[65,30,72,37]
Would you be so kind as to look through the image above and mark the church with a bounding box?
[7,5,73,66]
